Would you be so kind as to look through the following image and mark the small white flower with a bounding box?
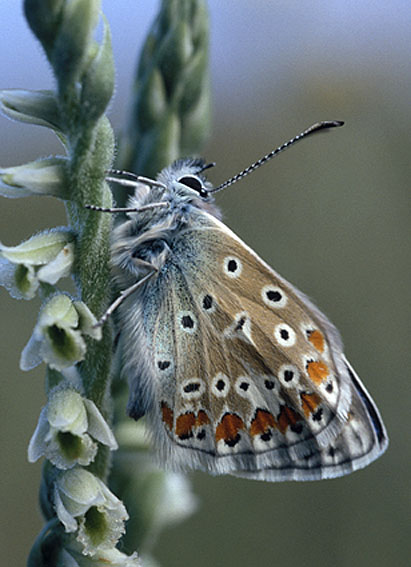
[54,468,129,556]
[0,228,74,299]
[20,294,102,371]
[0,156,68,198]
[28,387,117,469]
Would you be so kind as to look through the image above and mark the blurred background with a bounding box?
[1,1,410,566]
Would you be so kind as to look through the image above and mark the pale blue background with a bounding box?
[1,2,410,566]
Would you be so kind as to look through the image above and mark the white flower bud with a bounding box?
[28,387,117,469]
[0,89,61,131]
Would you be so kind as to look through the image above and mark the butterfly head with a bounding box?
[159,158,213,197]
[155,158,222,214]
[125,158,221,221]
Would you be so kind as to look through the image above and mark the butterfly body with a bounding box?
[111,157,388,481]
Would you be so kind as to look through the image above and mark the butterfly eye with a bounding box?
[178,175,208,198]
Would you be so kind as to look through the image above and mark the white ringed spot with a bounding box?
[223,256,242,278]
[235,376,253,398]
[262,375,277,391]
[262,285,287,308]
[234,312,252,339]
[223,312,256,346]
[200,293,216,313]
[274,323,297,347]
[321,376,338,405]
[178,310,197,334]
[278,364,300,388]
[211,373,230,397]
[157,359,172,371]
[180,378,206,400]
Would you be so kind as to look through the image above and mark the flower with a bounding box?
[28,387,117,469]
[20,294,101,371]
[28,527,141,567]
[54,468,129,556]
[0,156,69,198]
[0,228,74,299]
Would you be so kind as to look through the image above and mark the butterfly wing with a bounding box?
[123,213,388,481]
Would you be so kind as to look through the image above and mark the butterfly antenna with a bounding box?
[210,120,344,194]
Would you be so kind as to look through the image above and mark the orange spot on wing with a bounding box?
[300,392,322,417]
[250,409,277,436]
[173,410,210,439]
[215,413,245,445]
[307,329,325,353]
[175,412,196,439]
[161,402,174,430]
[307,360,329,385]
[277,405,301,434]
[196,410,210,426]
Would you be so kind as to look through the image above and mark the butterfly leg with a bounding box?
[131,258,158,271]
[95,270,156,327]
[85,202,169,214]
[106,169,167,190]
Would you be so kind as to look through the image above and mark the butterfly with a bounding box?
[88,121,388,481]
